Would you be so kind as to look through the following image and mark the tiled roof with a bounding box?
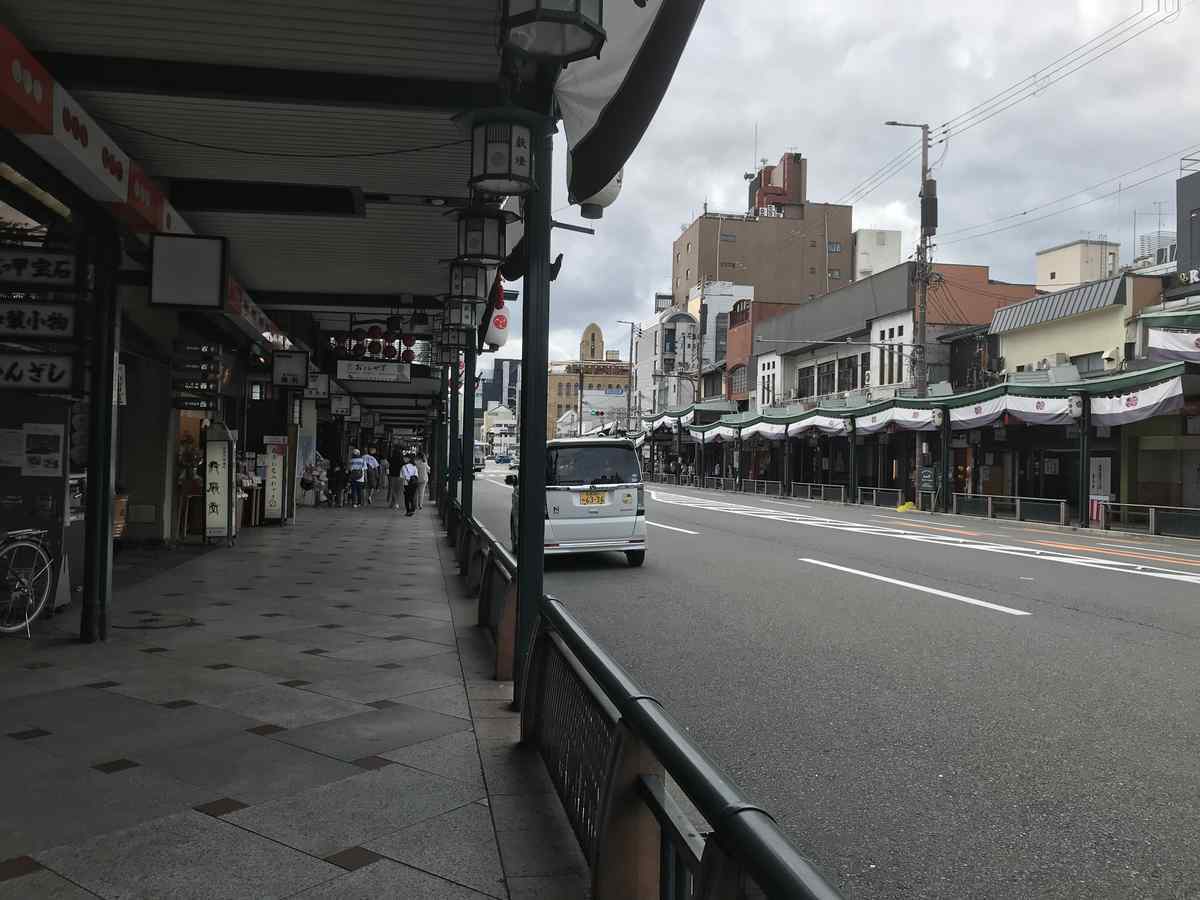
[990,277,1123,334]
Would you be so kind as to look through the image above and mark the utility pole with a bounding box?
[578,364,584,436]
[885,120,936,397]
[618,319,637,432]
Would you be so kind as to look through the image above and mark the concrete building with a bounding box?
[480,357,521,414]
[483,402,517,456]
[546,324,630,436]
[852,228,902,281]
[1137,229,1177,261]
[670,152,853,308]
[1035,239,1121,293]
[632,307,701,417]
[685,280,750,370]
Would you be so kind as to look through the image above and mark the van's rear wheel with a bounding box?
[625,550,645,567]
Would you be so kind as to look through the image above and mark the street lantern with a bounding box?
[457,206,514,266]
[441,327,471,350]
[445,300,483,330]
[469,110,534,196]
[448,261,490,304]
[503,0,605,63]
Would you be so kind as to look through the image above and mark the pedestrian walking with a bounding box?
[401,455,420,516]
[348,449,367,507]
[363,446,381,505]
[387,444,407,509]
[414,452,430,510]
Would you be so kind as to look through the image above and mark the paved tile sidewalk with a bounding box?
[0,503,587,899]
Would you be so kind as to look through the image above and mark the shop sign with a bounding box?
[331,394,351,416]
[918,467,939,492]
[304,372,330,399]
[0,301,76,338]
[21,87,129,203]
[0,249,75,290]
[0,27,53,134]
[1172,268,1200,288]
[172,378,217,394]
[112,162,164,232]
[336,360,411,383]
[174,396,217,411]
[204,438,230,538]
[348,402,362,422]
[0,352,75,391]
[272,349,309,387]
[263,436,287,521]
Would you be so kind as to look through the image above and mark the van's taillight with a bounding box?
[637,486,645,516]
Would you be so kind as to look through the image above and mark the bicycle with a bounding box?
[0,529,54,638]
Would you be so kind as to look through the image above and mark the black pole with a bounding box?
[81,228,120,643]
[461,345,476,518]
[448,357,460,503]
[848,423,858,503]
[514,121,554,705]
[1076,395,1090,528]
[940,409,952,512]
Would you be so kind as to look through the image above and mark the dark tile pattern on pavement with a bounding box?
[0,503,587,898]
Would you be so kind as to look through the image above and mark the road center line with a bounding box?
[799,558,1031,617]
[645,521,700,535]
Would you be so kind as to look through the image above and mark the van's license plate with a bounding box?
[579,492,605,506]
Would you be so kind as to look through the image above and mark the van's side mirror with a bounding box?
[504,474,517,486]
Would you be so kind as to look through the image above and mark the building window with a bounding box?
[887,348,894,384]
[827,240,842,253]
[888,328,894,339]
[1071,351,1105,374]
[730,365,748,394]
[685,268,691,281]
[720,261,736,268]
[1049,271,1056,280]
[897,348,904,382]
[897,325,903,337]
[809,240,817,248]
[556,383,563,396]
[878,347,885,383]
[817,361,835,395]
[720,232,737,242]
[809,266,816,275]
[686,242,692,253]
[829,268,842,279]
[837,356,856,391]
[860,352,871,387]
[797,366,814,398]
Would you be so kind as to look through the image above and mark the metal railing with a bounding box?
[952,492,1068,526]
[857,487,902,507]
[917,490,938,512]
[790,483,846,503]
[1099,501,1200,539]
[739,479,783,496]
[440,499,843,899]
[524,597,843,900]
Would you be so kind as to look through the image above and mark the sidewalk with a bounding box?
[0,502,587,899]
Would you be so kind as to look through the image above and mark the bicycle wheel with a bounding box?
[0,540,54,634]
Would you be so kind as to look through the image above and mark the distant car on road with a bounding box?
[494,452,511,465]
[507,437,645,567]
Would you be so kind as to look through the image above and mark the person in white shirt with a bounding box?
[401,456,420,516]
[414,452,430,510]
[362,447,381,505]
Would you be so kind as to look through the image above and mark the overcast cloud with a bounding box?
[489,0,1198,370]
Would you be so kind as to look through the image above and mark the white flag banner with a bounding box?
[853,408,893,434]
[1006,395,1074,426]
[891,407,939,431]
[742,421,787,441]
[711,425,739,442]
[1148,329,1200,362]
[680,410,695,427]
[950,395,1007,430]
[787,415,849,437]
[1091,376,1184,426]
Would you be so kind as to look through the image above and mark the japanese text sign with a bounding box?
[0,302,76,338]
[0,249,75,290]
[0,352,75,391]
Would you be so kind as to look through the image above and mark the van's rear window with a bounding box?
[546,446,641,486]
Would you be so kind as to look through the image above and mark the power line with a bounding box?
[95,117,469,159]
[938,139,1200,239]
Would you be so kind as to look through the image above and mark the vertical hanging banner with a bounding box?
[263,436,287,521]
[204,438,230,538]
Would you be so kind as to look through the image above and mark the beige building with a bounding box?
[670,152,853,308]
[1035,239,1121,293]
[546,323,631,436]
[991,274,1163,374]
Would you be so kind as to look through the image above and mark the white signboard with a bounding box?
[204,438,230,538]
[0,301,77,339]
[336,360,411,383]
[263,436,287,520]
[21,423,64,477]
[272,350,309,387]
[348,402,361,422]
[0,353,75,391]
[149,234,226,308]
[330,394,351,415]
[304,372,330,399]
[0,251,76,290]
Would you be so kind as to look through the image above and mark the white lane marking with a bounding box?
[645,521,700,535]
[800,558,1031,617]
[1094,541,1200,560]
[648,490,1200,587]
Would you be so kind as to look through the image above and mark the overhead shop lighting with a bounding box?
[503,0,606,63]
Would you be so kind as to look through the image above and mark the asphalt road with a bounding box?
[469,463,1200,899]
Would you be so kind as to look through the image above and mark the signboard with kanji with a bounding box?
[304,372,330,399]
[0,302,76,339]
[0,352,76,392]
[204,438,230,538]
[0,249,75,290]
[272,350,309,387]
[336,360,411,383]
[263,436,287,521]
[330,394,351,415]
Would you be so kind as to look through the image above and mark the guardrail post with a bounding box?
[1149,505,1158,536]
[1098,502,1108,530]
[1015,497,1022,522]
[1059,500,1067,527]
[952,493,958,516]
[986,496,994,519]
[592,722,663,900]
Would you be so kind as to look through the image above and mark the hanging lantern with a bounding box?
[445,300,483,331]
[402,348,415,363]
[351,328,366,341]
[367,325,383,339]
[468,109,535,197]
[503,0,605,63]
[457,206,515,265]
[351,342,366,357]
[380,331,393,343]
[448,261,491,304]
[383,344,398,359]
[402,334,416,348]
[367,339,382,356]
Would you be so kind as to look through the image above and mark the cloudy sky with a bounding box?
[490,0,1197,368]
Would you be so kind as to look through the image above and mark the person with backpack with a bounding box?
[363,446,381,505]
[348,449,368,508]
[401,455,420,516]
[387,444,407,510]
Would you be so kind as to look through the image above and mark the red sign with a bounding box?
[112,162,164,231]
[0,27,52,134]
[492,313,508,330]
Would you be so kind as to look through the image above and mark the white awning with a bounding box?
[741,421,787,441]
[680,410,695,427]
[1148,329,1200,363]
[1091,376,1184,426]
[853,407,937,434]
[787,416,850,437]
[1005,395,1075,426]
[949,395,1007,430]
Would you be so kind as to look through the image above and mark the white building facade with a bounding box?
[686,280,751,368]
[1036,239,1121,293]
[631,307,701,417]
[851,229,902,281]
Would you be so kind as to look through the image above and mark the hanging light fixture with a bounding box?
[503,0,605,63]
[466,108,536,197]
[448,261,490,305]
[445,300,483,331]
[402,348,415,363]
[457,206,516,266]
[383,344,398,359]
